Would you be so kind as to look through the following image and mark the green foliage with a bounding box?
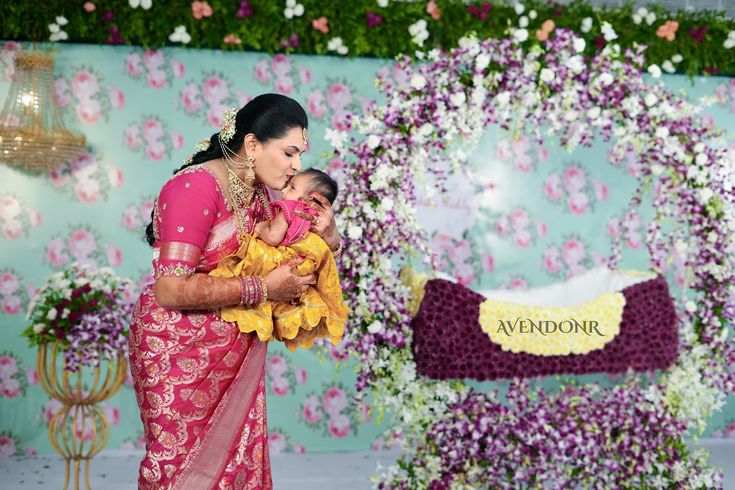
[1,0,734,77]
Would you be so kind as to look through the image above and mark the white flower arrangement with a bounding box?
[327,36,348,55]
[129,0,153,9]
[284,0,304,19]
[48,16,68,42]
[169,25,191,44]
[408,19,429,47]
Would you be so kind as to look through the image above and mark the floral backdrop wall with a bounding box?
[0,41,733,457]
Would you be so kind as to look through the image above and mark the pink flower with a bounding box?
[295,366,307,384]
[223,34,242,45]
[327,414,351,438]
[83,2,95,12]
[181,83,203,113]
[371,437,384,451]
[146,141,166,161]
[454,262,474,286]
[593,181,608,201]
[28,209,42,227]
[268,432,287,454]
[513,229,532,248]
[2,220,22,240]
[105,243,123,267]
[0,273,19,296]
[75,178,101,203]
[108,86,125,109]
[607,218,621,238]
[270,376,290,396]
[298,66,311,84]
[508,277,528,290]
[141,118,164,142]
[124,124,142,149]
[46,237,69,267]
[54,78,72,107]
[104,405,121,426]
[25,367,38,386]
[495,139,512,162]
[543,246,562,274]
[191,1,213,20]
[275,76,294,95]
[140,199,155,220]
[171,59,186,78]
[567,192,589,215]
[266,355,288,378]
[328,344,349,362]
[44,399,63,422]
[146,70,167,89]
[71,70,100,99]
[254,60,271,83]
[509,208,530,230]
[544,173,563,201]
[626,232,643,250]
[107,165,124,188]
[567,263,587,278]
[76,99,101,124]
[536,220,547,237]
[1,295,21,315]
[591,252,608,267]
[359,403,371,422]
[481,253,495,272]
[447,240,472,264]
[562,166,586,193]
[312,16,329,34]
[142,50,165,70]
[292,443,306,454]
[511,136,532,172]
[495,215,511,237]
[74,416,95,442]
[514,155,533,172]
[271,54,292,79]
[68,229,97,260]
[0,196,20,220]
[331,110,352,132]
[1,378,20,399]
[24,447,37,457]
[170,131,185,149]
[326,83,352,111]
[562,238,585,266]
[202,75,229,105]
[322,387,348,416]
[0,436,16,457]
[302,395,323,424]
[207,105,227,128]
[537,145,549,162]
[125,53,144,77]
[0,356,18,379]
[236,91,253,107]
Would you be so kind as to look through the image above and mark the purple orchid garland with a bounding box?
[330,27,734,488]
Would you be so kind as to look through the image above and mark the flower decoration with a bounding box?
[235,0,252,19]
[467,3,492,21]
[191,1,212,20]
[83,3,96,13]
[366,12,384,28]
[224,34,242,45]
[284,0,304,19]
[426,0,440,21]
[632,7,656,26]
[169,25,191,44]
[601,21,618,41]
[22,263,134,372]
[129,0,152,9]
[689,25,708,43]
[219,108,238,144]
[327,37,348,55]
[312,16,329,34]
[408,19,429,47]
[724,31,735,49]
[656,20,679,42]
[48,16,69,42]
[580,16,593,33]
[536,19,555,41]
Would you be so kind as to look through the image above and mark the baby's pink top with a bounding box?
[269,199,319,246]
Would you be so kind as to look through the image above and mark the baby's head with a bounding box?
[282,168,338,206]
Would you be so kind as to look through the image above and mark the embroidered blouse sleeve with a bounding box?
[154,170,219,279]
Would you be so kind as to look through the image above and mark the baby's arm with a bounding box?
[254,211,289,246]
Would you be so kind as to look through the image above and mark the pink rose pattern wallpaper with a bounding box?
[0,42,734,457]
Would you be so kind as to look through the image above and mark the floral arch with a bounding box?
[329,28,735,488]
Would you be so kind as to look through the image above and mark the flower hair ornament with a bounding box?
[219,107,238,145]
[183,137,211,165]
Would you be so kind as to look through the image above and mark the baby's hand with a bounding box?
[254,222,268,235]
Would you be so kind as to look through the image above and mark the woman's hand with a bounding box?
[263,256,317,302]
[294,193,340,250]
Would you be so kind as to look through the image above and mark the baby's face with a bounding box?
[281,173,312,201]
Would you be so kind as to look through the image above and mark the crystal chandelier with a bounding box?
[0,50,86,174]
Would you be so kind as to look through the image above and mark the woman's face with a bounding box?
[249,126,306,191]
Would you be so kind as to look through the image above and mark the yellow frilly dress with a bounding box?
[210,225,349,352]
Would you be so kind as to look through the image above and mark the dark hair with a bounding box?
[300,168,338,205]
[144,93,308,246]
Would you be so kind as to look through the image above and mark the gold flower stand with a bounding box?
[37,344,128,490]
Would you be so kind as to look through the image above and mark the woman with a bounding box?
[128,94,341,489]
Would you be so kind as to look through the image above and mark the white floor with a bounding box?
[0,439,732,489]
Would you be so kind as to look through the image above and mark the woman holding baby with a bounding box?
[127,94,343,489]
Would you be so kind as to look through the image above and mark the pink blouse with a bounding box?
[269,199,319,246]
[151,164,272,278]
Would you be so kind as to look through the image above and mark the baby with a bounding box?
[211,168,348,351]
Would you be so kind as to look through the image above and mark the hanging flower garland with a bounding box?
[330,26,735,488]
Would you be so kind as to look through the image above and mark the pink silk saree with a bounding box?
[128,164,275,489]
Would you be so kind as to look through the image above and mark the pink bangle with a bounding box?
[238,277,248,305]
